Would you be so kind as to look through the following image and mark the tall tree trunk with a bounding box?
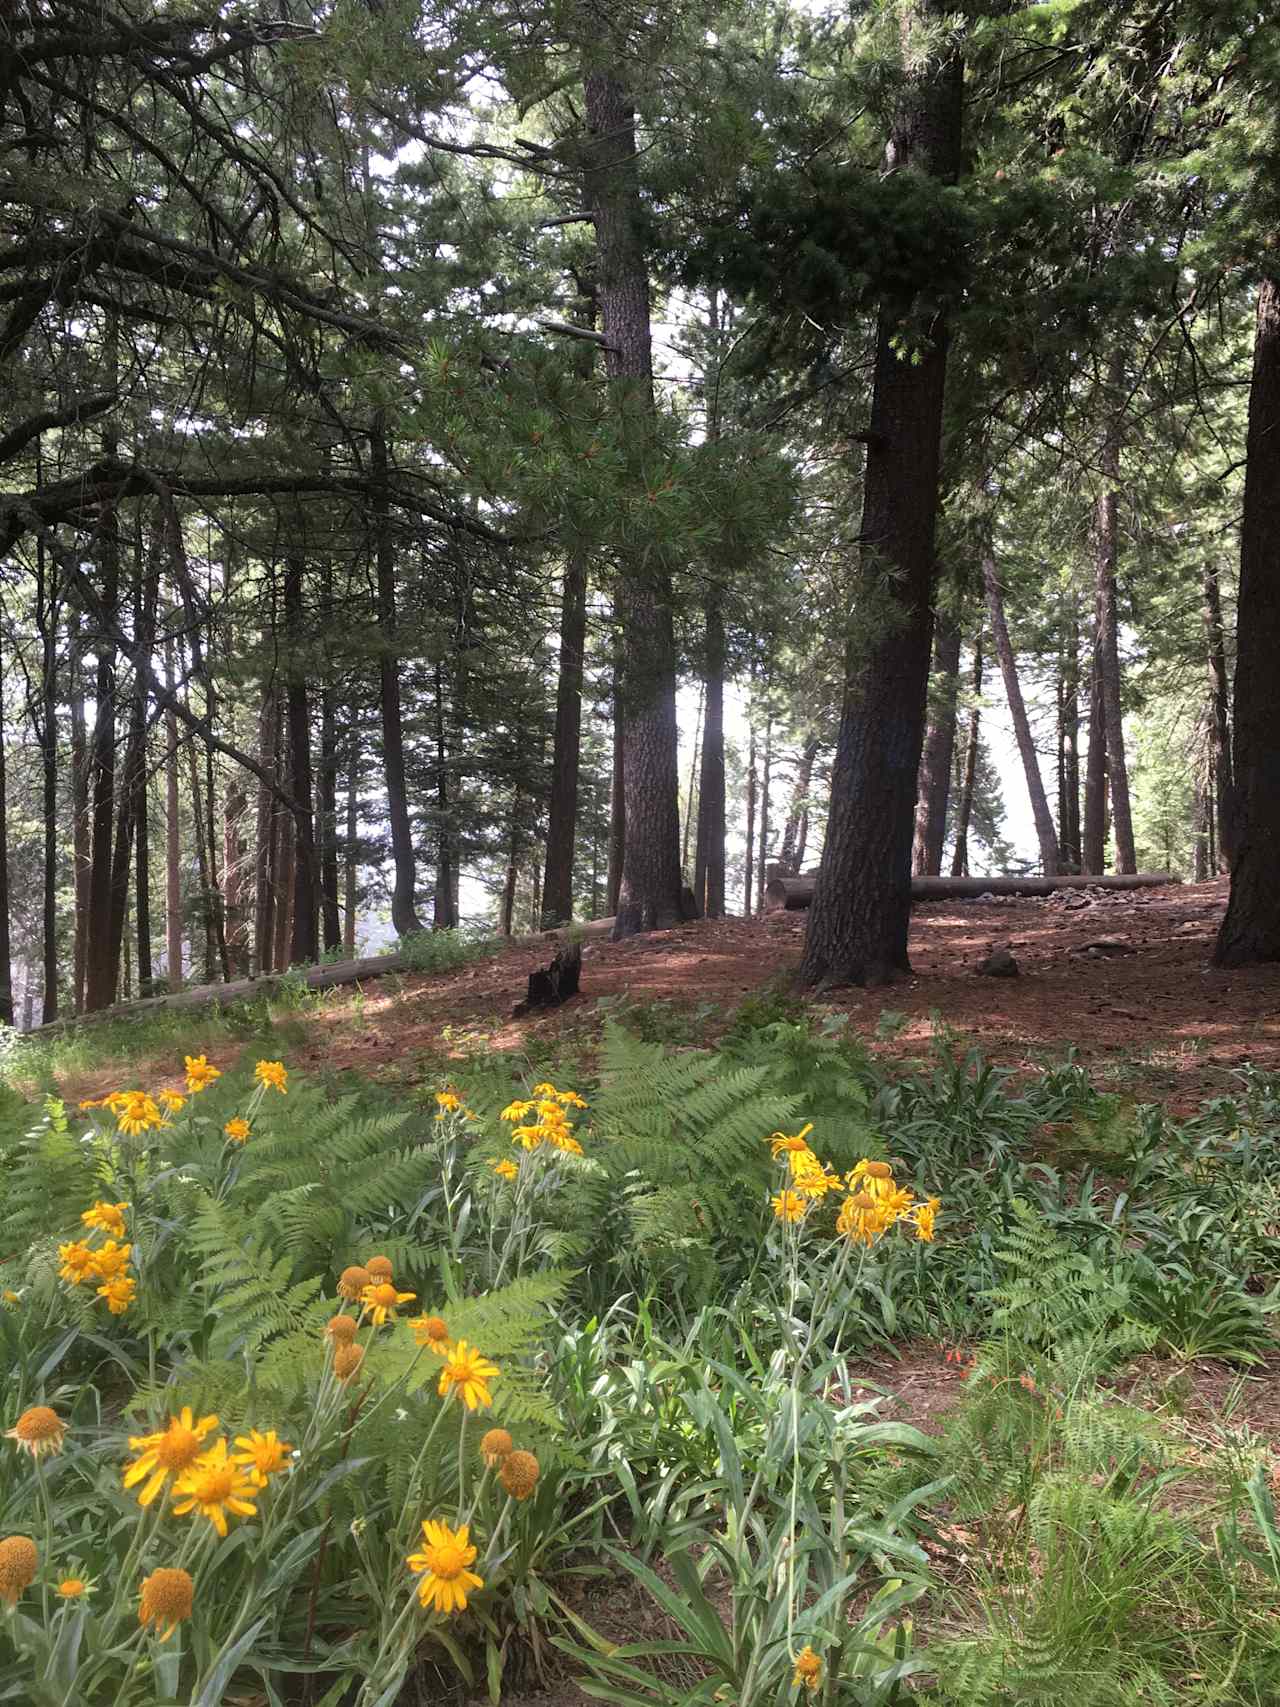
[284,555,319,965]
[133,716,152,998]
[1094,357,1136,874]
[584,67,685,938]
[432,660,457,930]
[223,782,249,974]
[253,685,277,976]
[1202,560,1236,871]
[36,528,59,1023]
[0,632,12,1027]
[83,507,120,1010]
[800,12,963,986]
[683,682,704,877]
[756,714,773,913]
[70,627,90,1013]
[605,680,624,918]
[272,731,295,974]
[984,548,1059,875]
[371,413,422,936]
[1215,275,1280,965]
[950,634,983,877]
[1058,595,1081,872]
[541,547,589,927]
[187,736,217,984]
[911,609,961,877]
[780,738,820,877]
[1193,780,1210,882]
[500,794,521,937]
[319,690,342,953]
[344,735,359,955]
[165,639,183,988]
[1082,629,1108,873]
[743,721,757,918]
[693,595,726,916]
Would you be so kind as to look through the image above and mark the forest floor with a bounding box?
[43,875,1280,1112]
[280,874,1280,1112]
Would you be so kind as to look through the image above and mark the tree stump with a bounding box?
[513,941,582,1016]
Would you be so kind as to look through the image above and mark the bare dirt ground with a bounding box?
[278,877,1280,1110]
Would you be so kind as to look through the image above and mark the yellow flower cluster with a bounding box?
[122,1406,292,1536]
[499,1081,587,1155]
[433,1087,477,1122]
[59,1200,137,1314]
[766,1129,939,1245]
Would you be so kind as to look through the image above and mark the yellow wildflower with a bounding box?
[88,1239,132,1281]
[500,1099,535,1122]
[793,1645,822,1692]
[771,1189,810,1225]
[223,1118,251,1143]
[157,1089,186,1114]
[436,1090,462,1111]
[171,1438,259,1537]
[546,1129,584,1155]
[360,1281,416,1327]
[499,1449,540,1501]
[58,1241,98,1285]
[511,1124,544,1151]
[847,1158,895,1192]
[836,1190,892,1247]
[364,1255,394,1281]
[184,1055,220,1093]
[57,1577,89,1598]
[0,1536,37,1606]
[790,1153,842,1198]
[232,1428,293,1486]
[438,1340,499,1410]
[491,1158,519,1181]
[77,1097,106,1110]
[123,1407,219,1507]
[407,1519,483,1615]
[81,1200,128,1237]
[530,1082,557,1097]
[769,1124,815,1157]
[536,1099,565,1122]
[914,1197,940,1242]
[5,1406,66,1459]
[97,1274,136,1315]
[116,1093,166,1137]
[412,1315,451,1353]
[138,1566,193,1640]
[556,1090,588,1109]
[254,1060,288,1094]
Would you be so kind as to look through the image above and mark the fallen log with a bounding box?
[765,872,1180,911]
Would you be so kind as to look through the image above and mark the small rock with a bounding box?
[978,946,1019,978]
[1076,938,1137,958]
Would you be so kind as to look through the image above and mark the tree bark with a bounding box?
[1202,560,1236,871]
[0,629,13,1027]
[223,781,249,974]
[1082,625,1108,873]
[744,720,757,918]
[432,660,457,929]
[83,503,120,1010]
[583,67,686,939]
[284,554,318,965]
[252,684,277,976]
[343,734,359,956]
[683,681,704,876]
[1093,356,1136,874]
[756,714,773,914]
[984,548,1059,875]
[541,547,589,927]
[371,412,422,937]
[35,529,59,1023]
[911,609,961,877]
[1058,595,1081,872]
[319,690,342,953]
[950,634,983,878]
[694,595,727,916]
[165,639,183,988]
[780,738,820,877]
[500,794,522,937]
[70,624,90,1013]
[799,11,962,986]
[605,679,624,918]
[1215,274,1280,965]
